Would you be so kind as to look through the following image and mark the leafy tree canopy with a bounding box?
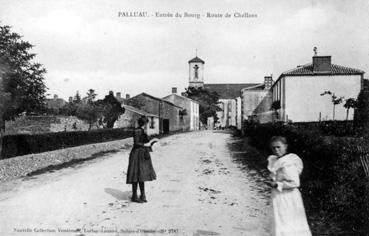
[96,92,125,128]
[0,25,47,120]
[183,86,221,124]
[354,81,369,135]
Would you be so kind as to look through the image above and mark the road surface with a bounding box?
[0,131,271,236]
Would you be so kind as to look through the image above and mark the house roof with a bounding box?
[123,105,159,118]
[281,63,364,76]
[188,56,205,64]
[162,93,199,104]
[204,83,260,99]
[133,92,184,109]
[241,83,266,91]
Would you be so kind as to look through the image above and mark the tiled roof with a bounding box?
[282,63,364,76]
[123,105,159,117]
[188,56,205,64]
[241,83,265,91]
[162,93,199,104]
[133,93,184,109]
[204,83,260,99]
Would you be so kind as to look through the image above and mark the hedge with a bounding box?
[243,122,369,233]
[1,128,134,159]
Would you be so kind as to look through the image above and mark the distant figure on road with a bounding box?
[126,117,156,203]
[267,136,311,236]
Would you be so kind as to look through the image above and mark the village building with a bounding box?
[241,76,274,124]
[115,92,131,104]
[45,94,66,112]
[127,92,184,133]
[187,55,260,129]
[253,55,364,123]
[162,87,200,131]
[114,104,159,136]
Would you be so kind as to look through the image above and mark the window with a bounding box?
[194,64,199,79]
[150,117,154,128]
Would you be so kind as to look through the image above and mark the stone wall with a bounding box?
[5,115,92,135]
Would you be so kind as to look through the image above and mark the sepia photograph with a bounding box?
[1,0,369,235]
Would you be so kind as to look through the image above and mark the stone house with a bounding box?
[162,87,200,131]
[128,93,184,133]
[241,76,274,124]
[45,95,66,112]
[114,104,159,136]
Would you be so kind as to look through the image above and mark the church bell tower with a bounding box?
[188,56,205,88]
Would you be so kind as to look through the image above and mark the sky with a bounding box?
[1,0,369,100]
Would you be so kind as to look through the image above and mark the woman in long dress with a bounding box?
[126,117,156,203]
[267,136,312,236]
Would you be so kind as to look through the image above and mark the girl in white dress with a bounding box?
[267,136,312,236]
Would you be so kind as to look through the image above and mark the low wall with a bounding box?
[0,138,132,182]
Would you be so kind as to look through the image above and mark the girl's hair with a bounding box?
[137,116,147,127]
[270,136,288,145]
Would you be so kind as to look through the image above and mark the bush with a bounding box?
[243,122,369,233]
[1,128,134,159]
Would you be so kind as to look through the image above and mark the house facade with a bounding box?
[187,55,262,129]
[128,93,184,133]
[114,105,159,136]
[162,88,200,131]
[204,83,259,129]
[241,76,274,123]
[45,95,66,112]
[269,56,364,122]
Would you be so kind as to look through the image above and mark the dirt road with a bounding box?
[0,131,270,236]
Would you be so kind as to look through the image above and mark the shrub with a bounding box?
[243,123,369,232]
[1,128,134,159]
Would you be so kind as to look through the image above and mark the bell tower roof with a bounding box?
[188,56,205,64]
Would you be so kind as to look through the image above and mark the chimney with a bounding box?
[126,94,130,99]
[53,94,58,100]
[116,92,121,99]
[313,56,331,73]
[172,87,177,94]
[264,75,273,90]
[68,96,73,103]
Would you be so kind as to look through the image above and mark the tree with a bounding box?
[73,91,82,104]
[75,102,102,130]
[183,86,221,125]
[354,86,369,135]
[320,91,343,121]
[0,25,47,120]
[59,91,82,116]
[85,89,97,103]
[0,59,11,157]
[96,92,125,128]
[0,25,47,158]
[343,98,357,121]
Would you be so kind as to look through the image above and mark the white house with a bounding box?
[163,88,200,131]
[271,55,364,122]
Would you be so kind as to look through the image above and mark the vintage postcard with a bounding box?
[0,0,368,235]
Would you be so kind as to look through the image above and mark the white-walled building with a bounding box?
[163,88,200,131]
[188,57,205,88]
[236,97,242,130]
[271,56,364,122]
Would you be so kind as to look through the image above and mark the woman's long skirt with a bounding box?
[126,147,156,184]
[271,188,311,236]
